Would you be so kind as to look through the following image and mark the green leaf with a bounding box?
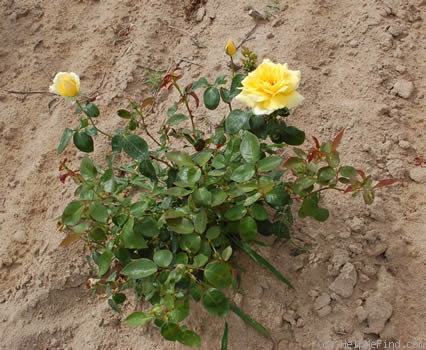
[85,103,100,118]
[193,254,208,267]
[153,250,173,267]
[234,240,293,289]
[224,205,247,221]
[167,218,194,234]
[230,304,271,339]
[194,208,208,233]
[166,151,194,167]
[122,134,149,160]
[80,156,97,180]
[249,115,268,139]
[202,288,229,316]
[194,150,213,166]
[204,87,220,110]
[121,258,157,279]
[112,292,126,304]
[167,113,188,126]
[231,163,255,183]
[221,246,233,261]
[239,216,257,241]
[240,131,261,163]
[161,323,182,341]
[122,217,147,249]
[98,250,112,277]
[221,322,228,350]
[134,217,159,237]
[100,169,116,193]
[249,203,269,221]
[117,109,132,119]
[283,157,305,170]
[89,202,109,223]
[204,261,232,288]
[190,283,203,301]
[62,201,85,225]
[112,135,122,154]
[220,87,231,103]
[257,156,282,172]
[164,187,193,197]
[225,109,251,134]
[139,159,157,182]
[281,126,305,146]
[340,166,358,179]
[189,77,208,92]
[178,329,201,347]
[293,177,316,195]
[243,192,262,206]
[230,74,245,97]
[88,228,107,242]
[192,188,212,207]
[206,226,221,240]
[317,166,337,183]
[57,128,73,154]
[180,234,201,253]
[298,194,329,222]
[176,167,201,186]
[211,189,227,206]
[265,187,291,210]
[73,131,94,153]
[125,311,152,326]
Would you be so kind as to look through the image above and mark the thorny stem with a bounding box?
[75,100,112,138]
[174,83,196,134]
[134,107,161,146]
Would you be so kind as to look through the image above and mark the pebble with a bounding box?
[392,79,415,99]
[317,305,332,318]
[386,159,406,178]
[348,217,365,233]
[363,296,393,334]
[349,40,359,48]
[387,24,403,37]
[409,167,426,183]
[363,264,377,277]
[12,231,27,244]
[195,7,206,22]
[314,293,331,310]
[329,263,357,298]
[398,140,411,150]
[339,230,351,239]
[348,243,364,255]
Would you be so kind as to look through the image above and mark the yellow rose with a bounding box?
[49,72,80,97]
[225,39,237,56]
[236,59,304,115]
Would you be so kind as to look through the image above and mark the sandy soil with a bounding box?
[0,0,425,349]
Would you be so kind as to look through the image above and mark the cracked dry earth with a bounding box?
[0,0,425,349]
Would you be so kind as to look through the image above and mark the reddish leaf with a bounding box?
[356,169,366,180]
[373,178,399,189]
[141,97,155,109]
[344,185,354,194]
[332,129,345,152]
[59,173,69,184]
[312,136,320,149]
[189,92,200,108]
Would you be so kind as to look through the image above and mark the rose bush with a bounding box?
[54,43,395,348]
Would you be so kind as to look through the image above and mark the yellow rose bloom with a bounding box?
[225,39,237,56]
[49,72,80,97]
[236,59,304,115]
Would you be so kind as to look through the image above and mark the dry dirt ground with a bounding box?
[0,0,425,349]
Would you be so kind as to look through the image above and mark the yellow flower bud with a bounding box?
[225,39,237,56]
[49,72,80,97]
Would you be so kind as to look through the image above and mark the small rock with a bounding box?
[195,7,206,22]
[409,167,426,183]
[363,264,377,277]
[398,140,411,150]
[376,104,390,116]
[364,296,393,334]
[317,305,332,317]
[356,306,368,322]
[290,254,307,272]
[366,242,388,257]
[392,79,415,99]
[314,293,331,310]
[329,263,357,298]
[266,33,274,39]
[12,231,27,244]
[348,243,364,255]
[358,273,370,283]
[386,159,406,178]
[349,40,359,48]
[395,65,406,73]
[387,24,403,37]
[282,310,296,326]
[296,317,305,328]
[348,217,365,233]
[339,230,351,239]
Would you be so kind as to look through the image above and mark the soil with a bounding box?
[0,0,425,349]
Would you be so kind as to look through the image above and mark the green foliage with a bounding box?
[56,52,391,349]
